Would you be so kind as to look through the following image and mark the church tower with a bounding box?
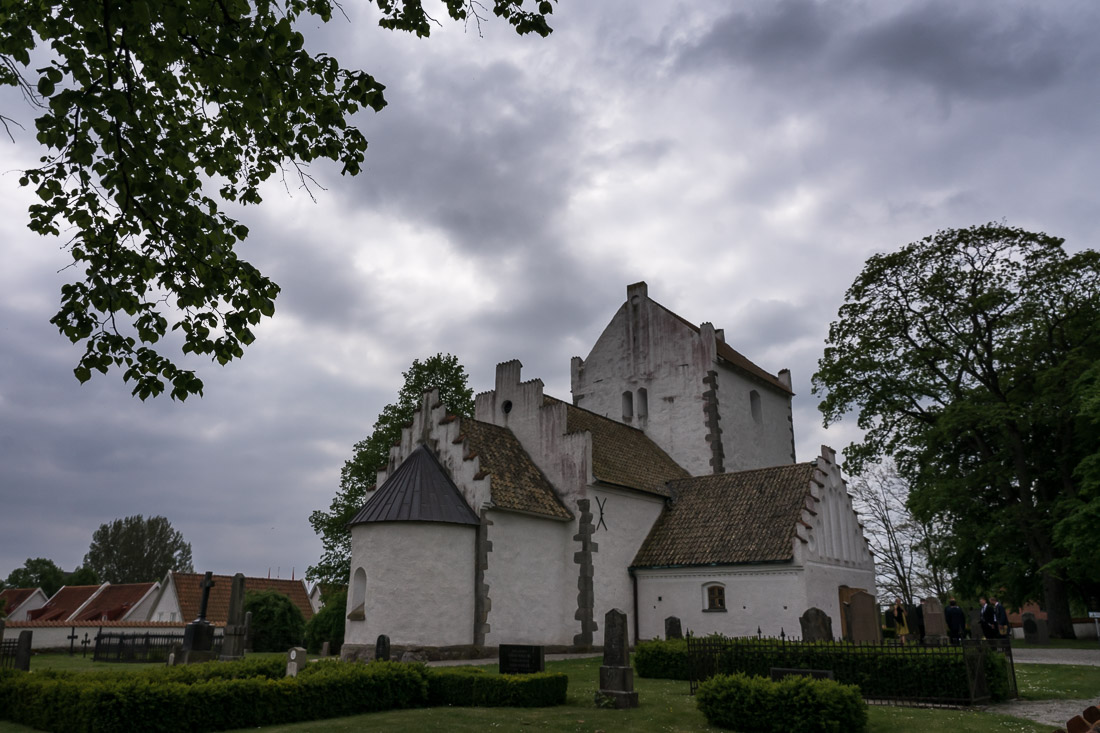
[570,282,796,475]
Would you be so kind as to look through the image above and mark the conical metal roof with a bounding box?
[348,444,479,526]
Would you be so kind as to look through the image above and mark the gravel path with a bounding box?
[979,647,1100,728]
[1013,648,1100,667]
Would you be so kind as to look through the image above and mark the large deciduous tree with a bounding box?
[814,223,1100,637]
[5,557,66,597]
[1,0,553,400]
[84,514,194,583]
[307,353,474,587]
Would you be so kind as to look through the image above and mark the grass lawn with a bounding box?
[1,655,1089,733]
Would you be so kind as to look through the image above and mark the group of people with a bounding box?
[890,595,1009,644]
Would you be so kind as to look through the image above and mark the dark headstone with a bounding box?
[800,607,833,642]
[597,608,638,709]
[321,641,331,657]
[847,592,881,643]
[922,598,947,642]
[375,634,390,662]
[286,647,306,677]
[179,570,217,663]
[1022,613,1050,644]
[664,616,683,640]
[220,573,248,661]
[499,644,545,674]
[15,630,32,671]
[602,609,629,667]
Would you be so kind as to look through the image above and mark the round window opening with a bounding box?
[502,400,513,414]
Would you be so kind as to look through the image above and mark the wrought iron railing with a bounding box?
[93,631,224,663]
[0,638,18,670]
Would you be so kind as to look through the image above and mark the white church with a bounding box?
[342,282,875,656]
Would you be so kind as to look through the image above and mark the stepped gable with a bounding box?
[173,572,314,623]
[349,444,479,526]
[632,462,816,568]
[546,396,689,496]
[27,585,100,621]
[455,418,572,521]
[656,299,793,395]
[71,582,156,621]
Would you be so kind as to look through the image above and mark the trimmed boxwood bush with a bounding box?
[697,672,867,732]
[425,666,569,707]
[636,637,1011,702]
[0,658,568,732]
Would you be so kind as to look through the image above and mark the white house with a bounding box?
[0,588,49,621]
[342,283,875,657]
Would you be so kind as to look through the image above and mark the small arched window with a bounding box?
[703,582,726,612]
[637,388,648,418]
[749,390,762,424]
[348,567,367,621]
[622,390,634,419]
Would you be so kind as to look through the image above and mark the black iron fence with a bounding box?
[93,631,224,663]
[686,635,1016,706]
[0,638,18,670]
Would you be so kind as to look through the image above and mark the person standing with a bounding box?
[893,598,910,645]
[994,597,1009,639]
[945,598,966,644]
[979,596,998,639]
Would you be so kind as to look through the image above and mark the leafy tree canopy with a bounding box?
[83,514,194,583]
[244,588,305,652]
[6,557,66,597]
[1,0,553,400]
[814,223,1100,637]
[307,353,474,587]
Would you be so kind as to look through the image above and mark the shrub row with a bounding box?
[0,659,567,732]
[696,672,867,733]
[634,637,1011,702]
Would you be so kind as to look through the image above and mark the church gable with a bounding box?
[631,462,816,568]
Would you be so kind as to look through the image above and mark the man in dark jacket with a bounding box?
[993,597,1009,638]
[945,598,966,644]
[979,597,999,639]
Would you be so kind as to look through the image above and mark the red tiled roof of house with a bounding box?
[27,585,100,622]
[172,573,314,624]
[71,583,156,621]
[0,588,37,611]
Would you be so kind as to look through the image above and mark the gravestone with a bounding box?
[499,644,546,674]
[800,607,833,642]
[177,571,218,664]
[922,598,947,643]
[1022,613,1050,644]
[375,634,390,662]
[321,641,331,657]
[15,630,32,671]
[883,608,896,630]
[286,647,307,677]
[846,591,881,643]
[597,608,638,709]
[969,609,982,640]
[220,573,248,661]
[665,616,683,640]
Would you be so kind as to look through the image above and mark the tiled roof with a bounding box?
[72,583,156,621]
[456,418,572,520]
[632,462,815,568]
[548,397,690,496]
[349,444,480,526]
[660,303,793,395]
[0,588,37,610]
[172,573,314,624]
[27,585,100,621]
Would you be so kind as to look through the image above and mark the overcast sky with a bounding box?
[2,0,1097,584]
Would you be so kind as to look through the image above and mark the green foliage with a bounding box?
[634,638,692,680]
[813,223,1100,634]
[5,557,66,597]
[696,672,867,733]
[1,1,554,401]
[307,353,475,587]
[304,589,346,654]
[84,514,193,583]
[424,666,569,707]
[634,637,1011,702]
[244,589,306,652]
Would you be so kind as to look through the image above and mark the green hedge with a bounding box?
[635,637,1011,702]
[425,666,568,707]
[0,658,568,732]
[697,672,867,732]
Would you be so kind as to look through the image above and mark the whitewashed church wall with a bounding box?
[635,566,805,640]
[802,558,878,632]
[588,486,667,646]
[345,522,476,648]
[482,511,572,646]
[713,364,795,471]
